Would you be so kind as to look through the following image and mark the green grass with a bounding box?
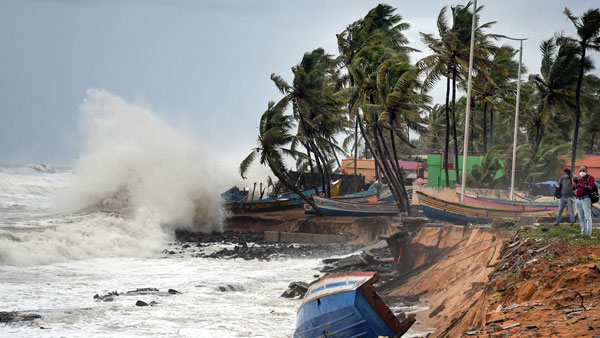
[521,224,600,244]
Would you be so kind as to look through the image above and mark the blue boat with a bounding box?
[295,272,414,338]
[221,186,249,202]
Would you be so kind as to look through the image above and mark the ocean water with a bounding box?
[0,164,324,337]
[0,91,426,337]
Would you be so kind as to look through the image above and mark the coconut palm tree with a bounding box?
[337,4,416,177]
[271,48,346,197]
[419,1,497,185]
[239,102,323,215]
[473,44,520,152]
[336,4,418,213]
[424,104,446,152]
[527,38,587,153]
[557,8,600,171]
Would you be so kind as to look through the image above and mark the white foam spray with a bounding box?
[0,89,230,266]
[64,89,226,231]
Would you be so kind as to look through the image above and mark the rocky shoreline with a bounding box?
[170,229,365,261]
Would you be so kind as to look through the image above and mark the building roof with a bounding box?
[575,154,600,169]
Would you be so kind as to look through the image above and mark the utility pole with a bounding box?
[460,0,477,204]
[496,35,528,200]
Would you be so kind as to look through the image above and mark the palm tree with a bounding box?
[579,74,600,153]
[419,1,497,185]
[336,4,418,213]
[337,4,415,177]
[527,38,582,153]
[271,48,346,197]
[424,104,446,152]
[473,45,520,152]
[557,8,600,171]
[240,102,324,215]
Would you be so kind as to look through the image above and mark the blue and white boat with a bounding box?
[295,272,415,338]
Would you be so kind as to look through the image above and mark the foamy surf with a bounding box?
[0,89,232,266]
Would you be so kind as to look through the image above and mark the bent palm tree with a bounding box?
[240,102,324,215]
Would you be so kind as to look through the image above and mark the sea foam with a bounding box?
[0,89,228,266]
[63,89,226,232]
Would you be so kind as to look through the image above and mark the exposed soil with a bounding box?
[382,225,511,336]
[438,236,600,338]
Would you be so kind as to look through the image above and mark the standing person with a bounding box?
[555,168,575,225]
[573,165,594,235]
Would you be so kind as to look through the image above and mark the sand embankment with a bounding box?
[383,225,511,336]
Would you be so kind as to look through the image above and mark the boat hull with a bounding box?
[417,191,549,224]
[295,272,414,338]
[421,204,491,224]
[461,194,557,212]
[308,195,400,217]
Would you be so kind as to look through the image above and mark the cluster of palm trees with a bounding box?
[240,3,600,212]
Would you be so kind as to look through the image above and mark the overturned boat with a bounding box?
[294,272,414,338]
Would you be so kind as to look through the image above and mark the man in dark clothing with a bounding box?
[555,168,574,225]
[573,165,594,235]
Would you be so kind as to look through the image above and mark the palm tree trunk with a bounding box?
[490,105,494,146]
[354,117,359,175]
[571,45,586,172]
[452,61,460,185]
[310,142,327,196]
[296,108,327,196]
[266,157,324,216]
[304,144,319,193]
[312,142,332,198]
[375,160,380,199]
[469,98,475,153]
[328,136,341,168]
[483,100,488,153]
[311,142,331,198]
[389,128,411,212]
[373,126,408,214]
[444,74,451,187]
[373,119,409,214]
[357,113,406,213]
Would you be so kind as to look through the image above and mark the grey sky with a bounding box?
[1,0,599,166]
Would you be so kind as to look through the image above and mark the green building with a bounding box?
[427,153,488,187]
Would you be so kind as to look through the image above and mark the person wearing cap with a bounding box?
[555,168,575,225]
[573,165,594,235]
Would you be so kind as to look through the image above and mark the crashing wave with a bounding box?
[26,164,57,173]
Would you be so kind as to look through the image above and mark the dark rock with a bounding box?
[281,289,296,298]
[94,290,119,302]
[217,284,245,292]
[136,300,149,306]
[126,288,159,295]
[0,311,42,323]
[168,289,181,294]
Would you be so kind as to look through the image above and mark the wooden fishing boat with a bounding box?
[239,198,295,212]
[417,191,549,224]
[285,180,342,203]
[306,195,400,217]
[459,193,557,212]
[294,272,415,338]
[230,180,342,212]
[334,183,389,203]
